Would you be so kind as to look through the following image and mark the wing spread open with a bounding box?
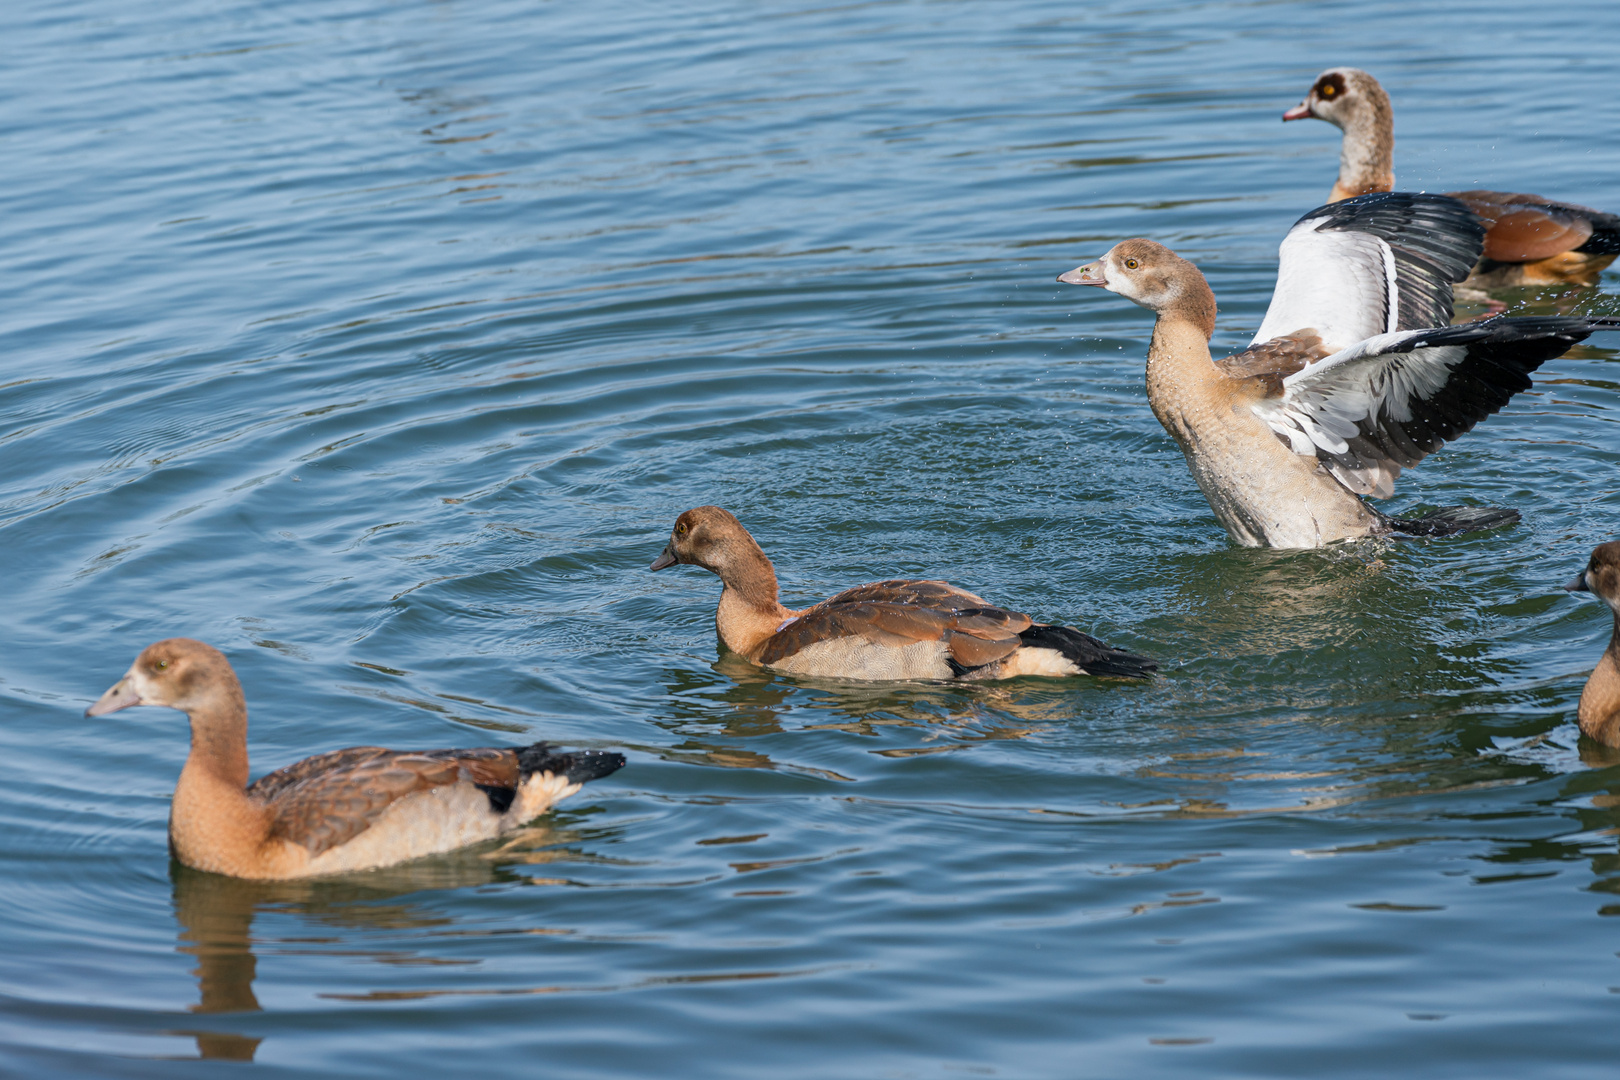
[1252,192,1484,353]
[248,746,519,856]
[1249,316,1596,497]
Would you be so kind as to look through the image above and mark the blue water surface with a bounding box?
[2,0,1619,1076]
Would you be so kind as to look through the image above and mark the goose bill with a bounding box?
[1057,261,1106,286]
[650,544,678,571]
[86,675,142,717]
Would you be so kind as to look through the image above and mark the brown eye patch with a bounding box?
[1314,73,1346,100]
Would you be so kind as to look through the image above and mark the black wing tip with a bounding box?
[1385,506,1520,538]
[1019,624,1157,680]
[517,742,627,784]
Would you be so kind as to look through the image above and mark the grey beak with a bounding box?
[650,543,678,571]
[1565,570,1590,593]
[86,675,142,717]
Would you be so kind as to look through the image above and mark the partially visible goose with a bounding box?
[86,639,625,879]
[1566,542,1620,748]
[1283,67,1620,288]
[1059,192,1620,548]
[649,505,1155,681]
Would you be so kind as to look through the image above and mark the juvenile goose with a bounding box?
[86,639,625,879]
[1566,542,1620,748]
[1284,67,1620,288]
[1060,192,1620,548]
[649,506,1155,681]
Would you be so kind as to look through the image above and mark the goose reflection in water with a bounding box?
[655,650,1136,757]
[168,823,589,1061]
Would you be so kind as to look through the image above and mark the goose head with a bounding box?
[1283,67,1388,131]
[86,638,234,717]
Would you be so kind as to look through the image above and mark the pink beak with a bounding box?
[1057,261,1107,287]
[1282,101,1312,121]
[86,675,143,717]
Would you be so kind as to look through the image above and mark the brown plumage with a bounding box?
[648,506,1154,681]
[1283,67,1620,288]
[1566,542,1620,747]
[85,639,624,879]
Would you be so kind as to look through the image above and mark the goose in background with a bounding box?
[1283,67,1620,288]
[86,638,625,879]
[1059,192,1620,548]
[649,505,1155,681]
[1566,542,1620,747]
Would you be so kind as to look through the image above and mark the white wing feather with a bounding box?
[1249,331,1470,495]
[1250,222,1397,353]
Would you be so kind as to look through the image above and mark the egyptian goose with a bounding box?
[1283,67,1620,288]
[85,638,625,879]
[1566,542,1620,748]
[649,505,1155,681]
[1059,192,1620,548]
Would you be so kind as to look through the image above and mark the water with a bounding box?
[2,0,1619,1074]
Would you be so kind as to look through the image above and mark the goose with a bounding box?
[85,638,625,879]
[648,505,1155,681]
[1059,191,1620,548]
[1565,542,1620,747]
[1283,67,1620,288]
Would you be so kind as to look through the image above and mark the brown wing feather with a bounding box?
[942,630,1021,669]
[1216,331,1331,397]
[247,746,519,856]
[1447,190,1597,262]
[817,579,992,609]
[758,579,1031,670]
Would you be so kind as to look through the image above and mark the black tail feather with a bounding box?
[1018,624,1156,679]
[1383,506,1520,538]
[516,742,627,784]
[1575,213,1620,256]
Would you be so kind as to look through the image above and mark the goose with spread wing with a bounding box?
[649,505,1154,681]
[86,638,625,879]
[1059,191,1619,548]
[1283,68,1620,289]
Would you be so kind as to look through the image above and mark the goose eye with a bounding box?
[155,660,169,671]
[676,523,688,536]
[1320,84,1336,97]
[1124,258,1139,270]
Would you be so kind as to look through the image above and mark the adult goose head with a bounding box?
[1060,192,1620,548]
[87,638,625,879]
[1283,67,1620,288]
[650,506,1155,682]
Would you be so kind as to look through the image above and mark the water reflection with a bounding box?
[168,824,588,1060]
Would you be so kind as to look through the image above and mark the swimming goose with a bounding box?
[1059,192,1620,548]
[649,505,1155,681]
[1566,542,1620,747]
[1283,67,1620,288]
[85,638,625,879]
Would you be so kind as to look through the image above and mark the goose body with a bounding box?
[649,506,1154,681]
[1284,67,1620,288]
[1061,192,1619,548]
[1566,543,1620,747]
[86,639,624,879]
